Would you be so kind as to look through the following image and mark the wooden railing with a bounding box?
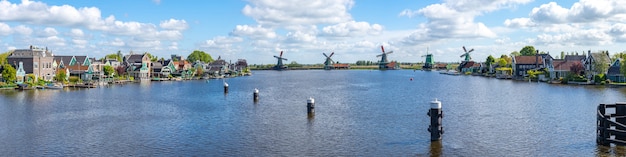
[597,103,626,146]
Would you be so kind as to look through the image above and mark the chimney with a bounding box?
[535,50,539,68]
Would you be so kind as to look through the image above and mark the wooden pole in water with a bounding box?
[224,82,229,93]
[253,88,259,102]
[428,99,443,141]
[307,97,315,115]
[598,104,608,146]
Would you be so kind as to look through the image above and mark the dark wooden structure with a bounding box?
[597,103,626,146]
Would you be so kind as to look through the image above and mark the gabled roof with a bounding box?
[553,60,581,71]
[514,56,544,65]
[564,55,586,61]
[126,54,145,63]
[74,56,88,65]
[53,56,74,67]
[589,52,611,63]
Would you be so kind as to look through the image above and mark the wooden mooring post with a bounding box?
[597,102,626,146]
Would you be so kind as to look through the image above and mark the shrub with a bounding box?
[594,74,606,83]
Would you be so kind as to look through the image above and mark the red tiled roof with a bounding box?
[514,56,544,65]
[553,60,581,71]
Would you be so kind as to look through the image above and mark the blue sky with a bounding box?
[1,0,625,64]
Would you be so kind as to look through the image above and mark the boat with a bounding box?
[46,84,64,89]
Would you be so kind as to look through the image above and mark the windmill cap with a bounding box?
[430,98,441,109]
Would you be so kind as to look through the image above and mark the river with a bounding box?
[1,70,625,156]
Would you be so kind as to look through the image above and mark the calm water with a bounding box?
[1,70,626,156]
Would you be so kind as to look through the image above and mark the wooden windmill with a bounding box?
[460,46,474,62]
[422,47,434,70]
[323,52,335,70]
[377,45,394,70]
[273,51,288,70]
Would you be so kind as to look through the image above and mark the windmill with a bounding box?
[273,51,288,70]
[377,45,394,70]
[323,52,335,70]
[422,47,434,71]
[460,46,474,62]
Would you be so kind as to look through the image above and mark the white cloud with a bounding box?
[37,27,58,37]
[198,36,243,48]
[398,0,529,45]
[0,0,187,46]
[0,22,10,36]
[229,25,277,39]
[153,0,161,5]
[284,31,316,43]
[242,0,354,26]
[104,38,125,47]
[504,18,534,28]
[160,19,188,31]
[72,39,88,48]
[68,28,84,38]
[535,29,612,46]
[321,21,383,37]
[168,42,178,50]
[505,0,626,47]
[13,25,32,35]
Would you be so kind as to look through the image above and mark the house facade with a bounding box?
[512,55,546,79]
[124,53,151,80]
[6,46,56,82]
[584,50,611,80]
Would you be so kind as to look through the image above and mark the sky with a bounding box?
[1,0,626,64]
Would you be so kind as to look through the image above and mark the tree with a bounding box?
[187,50,213,63]
[0,51,12,65]
[592,59,609,76]
[499,55,512,65]
[105,54,123,62]
[115,66,126,76]
[54,70,67,82]
[195,67,204,77]
[510,51,521,56]
[116,50,123,61]
[288,61,301,67]
[570,62,584,75]
[145,52,158,62]
[520,46,536,56]
[103,65,115,77]
[2,64,16,83]
[560,51,565,59]
[519,46,537,56]
[486,55,495,66]
[497,58,508,67]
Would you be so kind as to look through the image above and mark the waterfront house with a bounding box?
[584,50,611,80]
[207,57,228,76]
[435,63,448,70]
[459,61,478,73]
[6,46,56,81]
[512,55,546,79]
[608,59,624,83]
[124,53,151,80]
[550,59,581,80]
[105,58,121,68]
[54,55,92,81]
[151,59,175,78]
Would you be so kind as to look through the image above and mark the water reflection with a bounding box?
[1,70,626,156]
[429,140,442,157]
